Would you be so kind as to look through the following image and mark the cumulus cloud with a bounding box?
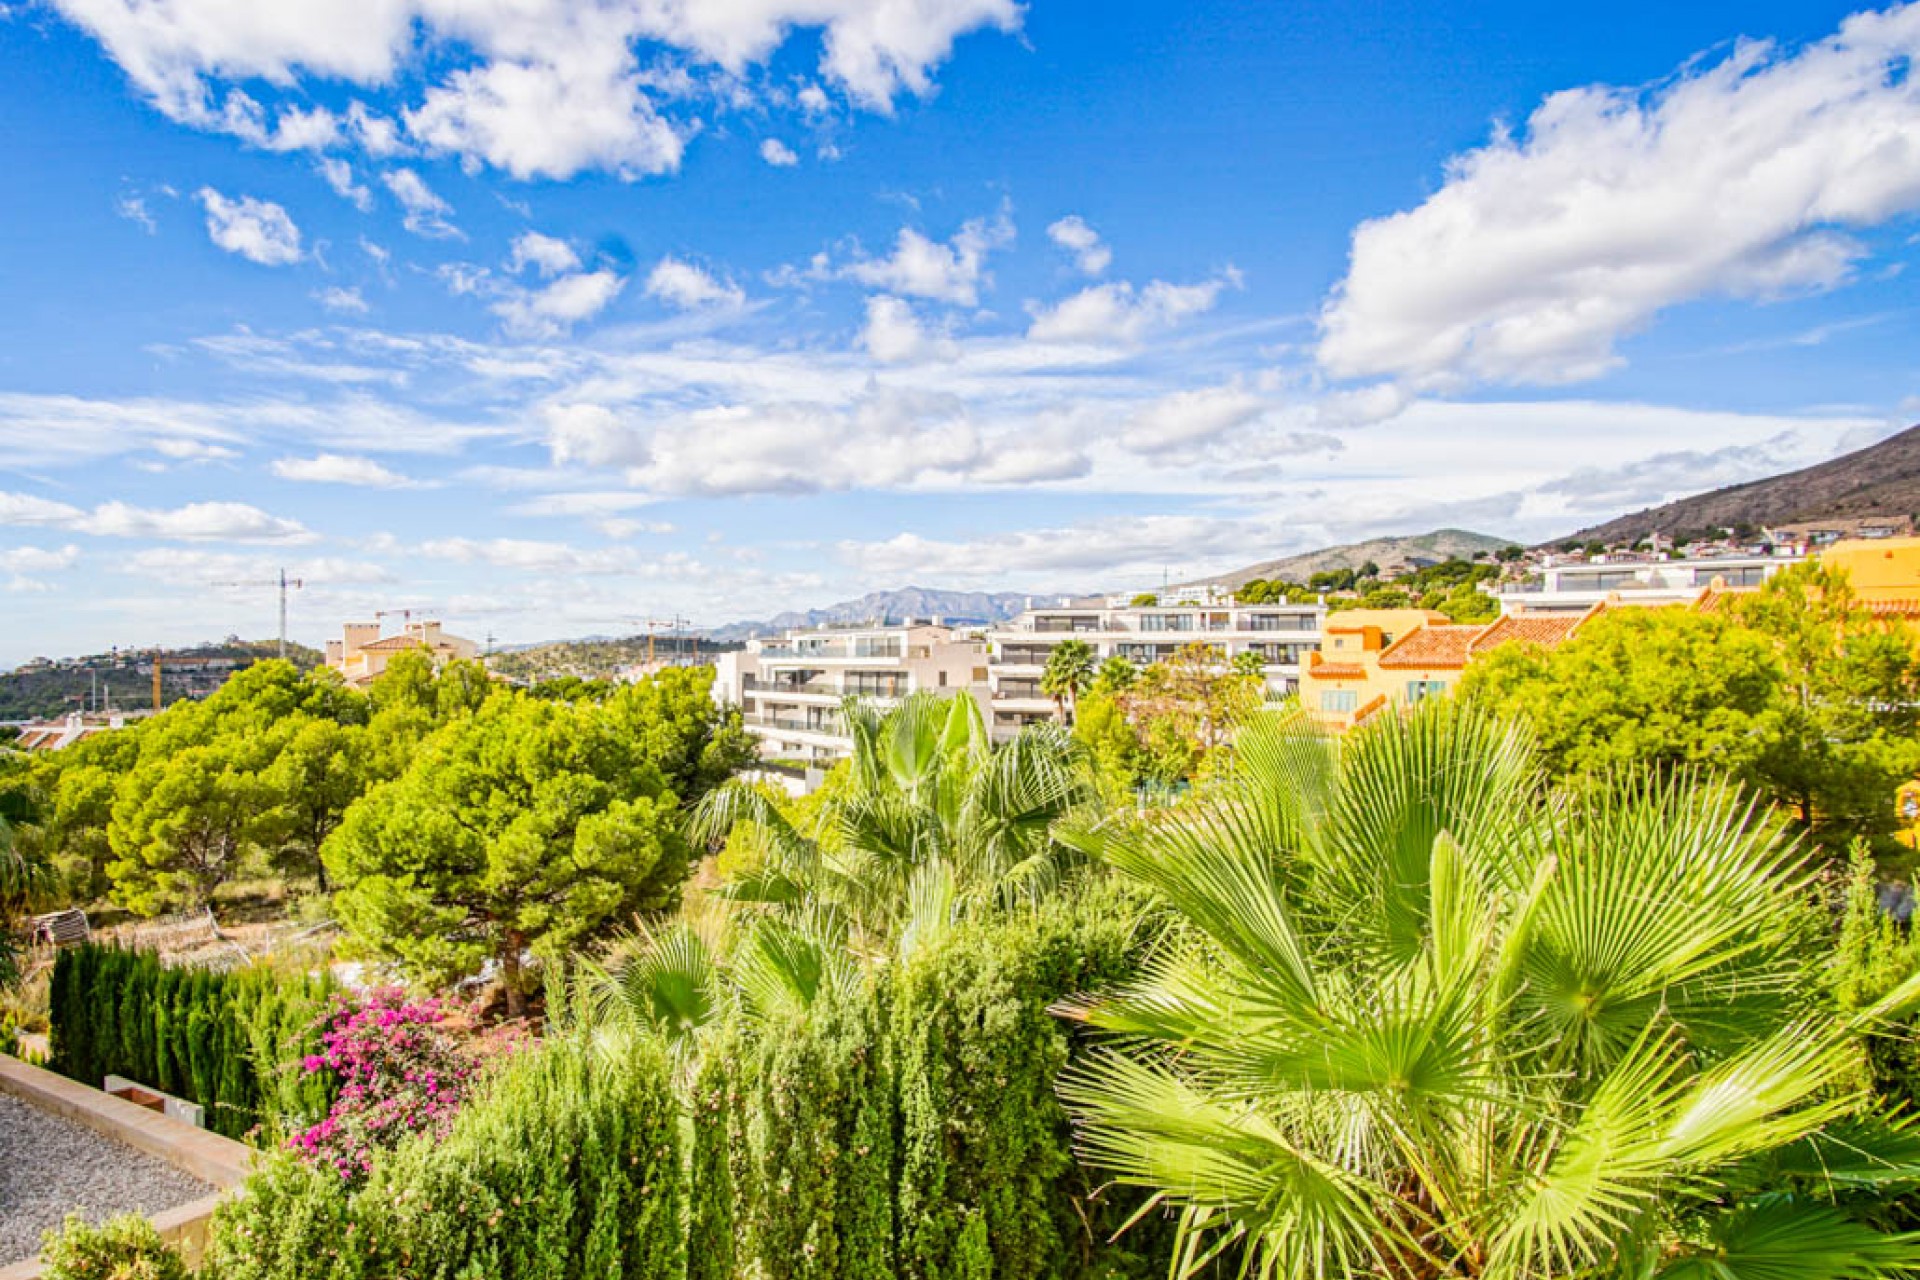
[861,295,958,363]
[1319,4,1920,390]
[314,285,370,313]
[49,0,1019,178]
[1046,214,1110,275]
[196,188,302,265]
[839,211,1014,305]
[316,156,373,210]
[760,137,799,166]
[381,167,458,238]
[1121,384,1269,454]
[494,270,627,336]
[0,492,313,542]
[1027,273,1234,344]
[645,257,746,309]
[271,453,417,487]
[509,230,581,277]
[414,536,642,574]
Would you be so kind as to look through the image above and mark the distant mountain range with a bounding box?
[1189,529,1516,590]
[1559,423,1920,546]
[710,587,1042,641]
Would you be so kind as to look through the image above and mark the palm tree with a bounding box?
[1058,700,1920,1279]
[1042,638,1098,724]
[691,692,1093,951]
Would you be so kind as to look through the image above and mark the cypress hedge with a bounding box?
[48,942,335,1140]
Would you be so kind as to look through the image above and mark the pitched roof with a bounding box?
[1470,611,1587,654]
[1377,625,1481,670]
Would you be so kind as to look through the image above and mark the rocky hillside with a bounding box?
[1191,529,1515,590]
[1561,423,1920,545]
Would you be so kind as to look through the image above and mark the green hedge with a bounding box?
[206,1035,683,1280]
[47,943,335,1140]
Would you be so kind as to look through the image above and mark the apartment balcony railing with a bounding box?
[745,714,847,736]
[758,642,904,660]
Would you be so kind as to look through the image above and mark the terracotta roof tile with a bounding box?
[1863,597,1920,618]
[1470,612,1585,653]
[1306,662,1367,680]
[1377,625,1481,670]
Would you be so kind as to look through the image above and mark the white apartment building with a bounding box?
[710,621,991,763]
[985,595,1324,737]
[1490,550,1805,615]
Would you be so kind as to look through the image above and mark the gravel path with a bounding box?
[0,1091,215,1265]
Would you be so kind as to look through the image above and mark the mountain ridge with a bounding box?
[709,586,1043,641]
[1187,529,1516,590]
[1557,424,1920,546]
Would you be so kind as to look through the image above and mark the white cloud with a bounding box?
[0,545,82,574]
[861,295,957,363]
[116,193,157,233]
[316,156,373,210]
[271,453,416,487]
[493,270,626,336]
[1027,274,1233,344]
[414,536,641,574]
[0,492,314,542]
[314,285,370,313]
[840,513,1260,583]
[1046,214,1110,275]
[645,257,746,309]
[1121,384,1269,454]
[760,137,799,166]
[508,231,581,277]
[195,188,302,265]
[49,0,1021,180]
[405,53,685,181]
[840,211,1014,305]
[1319,5,1920,390]
[381,167,458,238]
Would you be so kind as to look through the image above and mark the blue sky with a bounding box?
[1,0,1917,665]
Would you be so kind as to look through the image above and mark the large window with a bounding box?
[1405,679,1448,704]
[1321,689,1358,713]
[1140,614,1196,633]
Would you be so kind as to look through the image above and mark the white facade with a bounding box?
[710,621,991,763]
[1490,551,1805,615]
[985,597,1324,737]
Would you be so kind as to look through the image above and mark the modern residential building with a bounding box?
[1300,607,1593,731]
[325,620,480,689]
[1490,551,1804,615]
[984,594,1324,737]
[710,621,991,763]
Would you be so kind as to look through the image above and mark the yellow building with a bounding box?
[1818,536,1920,619]
[325,620,479,689]
[1301,607,1592,731]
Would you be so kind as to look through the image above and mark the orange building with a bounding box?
[1301,607,1593,730]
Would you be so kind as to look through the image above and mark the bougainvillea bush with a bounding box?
[288,987,474,1181]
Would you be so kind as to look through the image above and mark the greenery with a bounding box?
[1062,699,1920,1277]
[48,942,336,1140]
[207,1031,683,1280]
[1040,638,1097,723]
[1460,563,1920,851]
[38,1213,189,1280]
[325,689,698,1015]
[1074,641,1263,788]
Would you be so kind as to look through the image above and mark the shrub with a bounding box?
[208,1034,683,1280]
[39,1213,188,1280]
[287,988,473,1182]
[49,943,334,1140]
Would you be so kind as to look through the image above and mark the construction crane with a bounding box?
[637,616,691,666]
[210,569,305,659]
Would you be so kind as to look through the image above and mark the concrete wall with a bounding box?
[0,1056,254,1278]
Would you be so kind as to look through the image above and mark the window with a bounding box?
[1405,679,1448,704]
[1321,690,1358,713]
[938,671,948,687]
